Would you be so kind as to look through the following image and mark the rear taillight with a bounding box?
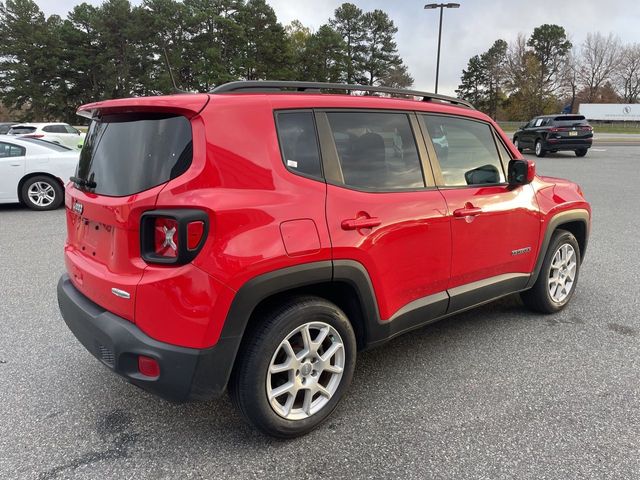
[22,134,44,138]
[141,210,209,265]
[154,217,179,258]
[581,126,593,132]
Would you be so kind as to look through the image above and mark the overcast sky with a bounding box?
[38,0,640,96]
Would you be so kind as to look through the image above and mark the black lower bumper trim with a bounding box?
[57,274,237,402]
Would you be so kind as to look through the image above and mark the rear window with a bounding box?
[553,115,588,127]
[9,126,36,134]
[21,138,71,152]
[75,113,192,196]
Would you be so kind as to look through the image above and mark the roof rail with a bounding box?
[210,81,474,109]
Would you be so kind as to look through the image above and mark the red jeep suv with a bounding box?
[57,81,591,438]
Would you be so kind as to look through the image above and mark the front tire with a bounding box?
[513,137,523,152]
[20,175,64,211]
[521,229,581,314]
[229,296,357,438]
[535,139,546,157]
[575,149,588,157]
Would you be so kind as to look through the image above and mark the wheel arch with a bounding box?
[17,172,65,202]
[527,209,590,288]
[211,260,381,396]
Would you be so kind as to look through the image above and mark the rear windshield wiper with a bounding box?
[70,176,97,189]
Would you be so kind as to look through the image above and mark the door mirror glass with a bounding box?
[464,164,500,185]
[508,159,535,186]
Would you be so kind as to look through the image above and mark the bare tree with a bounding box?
[616,44,640,103]
[577,32,621,102]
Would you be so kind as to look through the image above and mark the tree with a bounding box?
[237,0,292,81]
[456,55,486,106]
[616,44,640,103]
[329,3,366,84]
[577,32,621,102]
[298,24,346,83]
[526,24,572,113]
[380,64,413,89]
[0,0,63,120]
[456,39,506,118]
[360,9,402,86]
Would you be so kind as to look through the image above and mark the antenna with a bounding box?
[162,45,189,94]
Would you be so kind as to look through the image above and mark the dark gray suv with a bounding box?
[513,114,593,157]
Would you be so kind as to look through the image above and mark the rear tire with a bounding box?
[575,149,588,157]
[20,175,64,211]
[521,229,581,314]
[229,296,357,438]
[535,139,546,157]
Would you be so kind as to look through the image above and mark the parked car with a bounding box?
[8,122,85,150]
[0,135,79,210]
[512,114,593,157]
[0,122,17,134]
[57,81,591,438]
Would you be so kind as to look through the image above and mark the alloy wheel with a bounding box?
[266,322,345,420]
[548,243,577,303]
[27,181,56,207]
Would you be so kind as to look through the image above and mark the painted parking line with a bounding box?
[591,148,607,151]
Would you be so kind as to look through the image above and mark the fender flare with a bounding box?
[526,208,590,288]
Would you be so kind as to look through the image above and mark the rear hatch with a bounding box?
[64,94,209,321]
[550,115,593,140]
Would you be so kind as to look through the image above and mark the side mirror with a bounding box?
[508,159,535,186]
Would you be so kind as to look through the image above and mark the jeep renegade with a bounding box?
[57,81,591,438]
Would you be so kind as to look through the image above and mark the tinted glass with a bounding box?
[553,116,589,127]
[0,124,14,134]
[326,112,424,190]
[65,125,80,134]
[276,112,322,178]
[422,115,505,187]
[0,142,25,158]
[76,113,192,196]
[9,126,36,134]
[21,138,71,152]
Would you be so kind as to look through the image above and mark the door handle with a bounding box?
[9,163,21,166]
[341,216,381,230]
[453,206,482,218]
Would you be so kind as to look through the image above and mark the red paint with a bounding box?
[63,91,590,349]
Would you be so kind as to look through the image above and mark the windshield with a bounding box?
[75,113,192,196]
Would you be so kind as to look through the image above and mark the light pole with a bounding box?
[424,3,460,93]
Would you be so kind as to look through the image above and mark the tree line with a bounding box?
[456,24,640,120]
[0,0,412,122]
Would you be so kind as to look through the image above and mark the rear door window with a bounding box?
[421,115,506,187]
[275,111,323,179]
[325,111,424,190]
[0,142,25,158]
[75,113,192,196]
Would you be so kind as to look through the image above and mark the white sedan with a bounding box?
[8,123,85,150]
[0,136,79,210]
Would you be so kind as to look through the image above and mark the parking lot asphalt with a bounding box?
[1,146,639,480]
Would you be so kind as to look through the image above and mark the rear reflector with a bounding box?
[187,221,205,250]
[138,355,160,377]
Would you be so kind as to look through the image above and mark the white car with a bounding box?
[8,123,85,150]
[0,135,79,210]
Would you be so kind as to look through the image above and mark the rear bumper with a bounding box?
[57,274,237,402]
[544,138,592,150]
